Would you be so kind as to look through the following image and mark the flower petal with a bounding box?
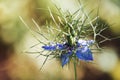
[78,40,87,46]
[61,54,69,67]
[77,40,94,47]
[61,51,72,67]
[42,45,56,51]
[76,46,93,61]
[56,43,65,50]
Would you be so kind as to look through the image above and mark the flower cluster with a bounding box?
[42,39,94,67]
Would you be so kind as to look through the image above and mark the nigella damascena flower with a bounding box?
[42,40,94,67]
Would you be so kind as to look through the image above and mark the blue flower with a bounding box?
[42,40,94,67]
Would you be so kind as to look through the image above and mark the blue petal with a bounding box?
[61,54,69,67]
[57,43,65,50]
[42,45,56,51]
[61,51,72,67]
[67,51,73,56]
[77,40,94,47]
[76,46,93,61]
[77,40,87,46]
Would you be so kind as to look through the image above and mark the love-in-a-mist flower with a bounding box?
[42,39,94,67]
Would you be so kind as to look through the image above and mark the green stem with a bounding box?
[74,58,77,80]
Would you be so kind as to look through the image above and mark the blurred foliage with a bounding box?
[110,0,120,7]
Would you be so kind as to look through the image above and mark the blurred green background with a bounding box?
[0,0,120,80]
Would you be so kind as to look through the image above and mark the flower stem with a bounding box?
[74,58,77,80]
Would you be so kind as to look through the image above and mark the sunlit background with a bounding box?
[0,0,120,80]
